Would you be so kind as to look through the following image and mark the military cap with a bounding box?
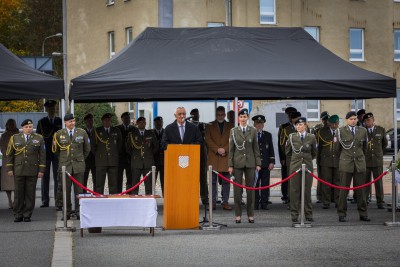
[362,112,374,121]
[136,116,146,122]
[320,111,330,120]
[64,113,74,121]
[83,113,93,121]
[345,111,357,119]
[328,114,339,123]
[289,111,302,119]
[21,119,33,127]
[356,109,366,116]
[101,113,112,120]
[238,108,249,116]
[252,115,266,123]
[190,108,199,114]
[44,100,57,107]
[295,117,307,125]
[154,116,163,122]
[285,107,297,114]
[121,112,130,118]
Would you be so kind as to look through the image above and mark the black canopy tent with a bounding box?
[0,43,64,100]
[70,27,396,102]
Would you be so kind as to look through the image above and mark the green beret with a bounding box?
[328,114,339,123]
[21,119,33,127]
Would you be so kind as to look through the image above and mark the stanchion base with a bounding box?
[293,222,312,228]
[55,226,76,232]
[384,222,400,227]
[200,224,221,231]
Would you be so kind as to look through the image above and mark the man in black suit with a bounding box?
[152,116,165,196]
[252,115,275,210]
[116,112,135,192]
[161,107,203,148]
[36,100,62,208]
[83,113,96,193]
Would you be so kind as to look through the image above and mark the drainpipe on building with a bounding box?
[225,0,232,27]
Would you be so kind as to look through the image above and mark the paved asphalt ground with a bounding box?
[1,180,399,266]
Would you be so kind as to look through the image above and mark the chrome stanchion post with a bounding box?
[201,165,221,230]
[151,166,156,195]
[56,166,76,232]
[62,166,67,228]
[294,164,311,228]
[384,158,400,226]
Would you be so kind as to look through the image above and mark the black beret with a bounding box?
[101,113,112,120]
[363,112,374,121]
[345,111,357,119]
[64,113,74,121]
[83,113,93,121]
[153,116,163,122]
[356,109,366,116]
[285,107,297,114]
[295,117,307,124]
[238,108,249,116]
[320,111,330,120]
[21,119,33,127]
[252,115,266,123]
[190,108,199,114]
[289,111,302,119]
[44,100,57,107]
[136,116,146,122]
[121,112,130,118]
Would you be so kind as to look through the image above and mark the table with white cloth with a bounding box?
[79,196,158,237]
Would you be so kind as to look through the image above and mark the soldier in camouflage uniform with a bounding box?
[53,114,90,220]
[362,113,387,209]
[7,119,46,222]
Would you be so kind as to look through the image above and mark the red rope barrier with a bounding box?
[67,173,103,196]
[307,169,388,191]
[66,171,151,196]
[217,169,300,190]
[117,172,151,195]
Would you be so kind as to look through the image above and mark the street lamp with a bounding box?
[42,33,62,56]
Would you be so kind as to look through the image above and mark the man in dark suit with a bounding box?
[161,107,203,148]
[277,106,297,204]
[83,113,96,193]
[189,108,209,205]
[152,116,165,195]
[116,112,135,192]
[36,100,62,209]
[252,115,275,210]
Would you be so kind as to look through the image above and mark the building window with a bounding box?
[304,27,320,42]
[207,22,224,27]
[126,27,133,45]
[307,100,320,122]
[395,30,400,61]
[129,102,135,112]
[350,100,365,111]
[349,28,364,61]
[108,31,115,58]
[106,0,115,6]
[260,0,276,24]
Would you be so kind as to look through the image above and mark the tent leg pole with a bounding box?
[234,97,238,125]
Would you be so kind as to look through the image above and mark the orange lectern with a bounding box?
[164,144,200,229]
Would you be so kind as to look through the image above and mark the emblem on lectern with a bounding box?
[178,155,189,168]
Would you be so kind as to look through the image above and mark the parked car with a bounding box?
[385,128,400,153]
